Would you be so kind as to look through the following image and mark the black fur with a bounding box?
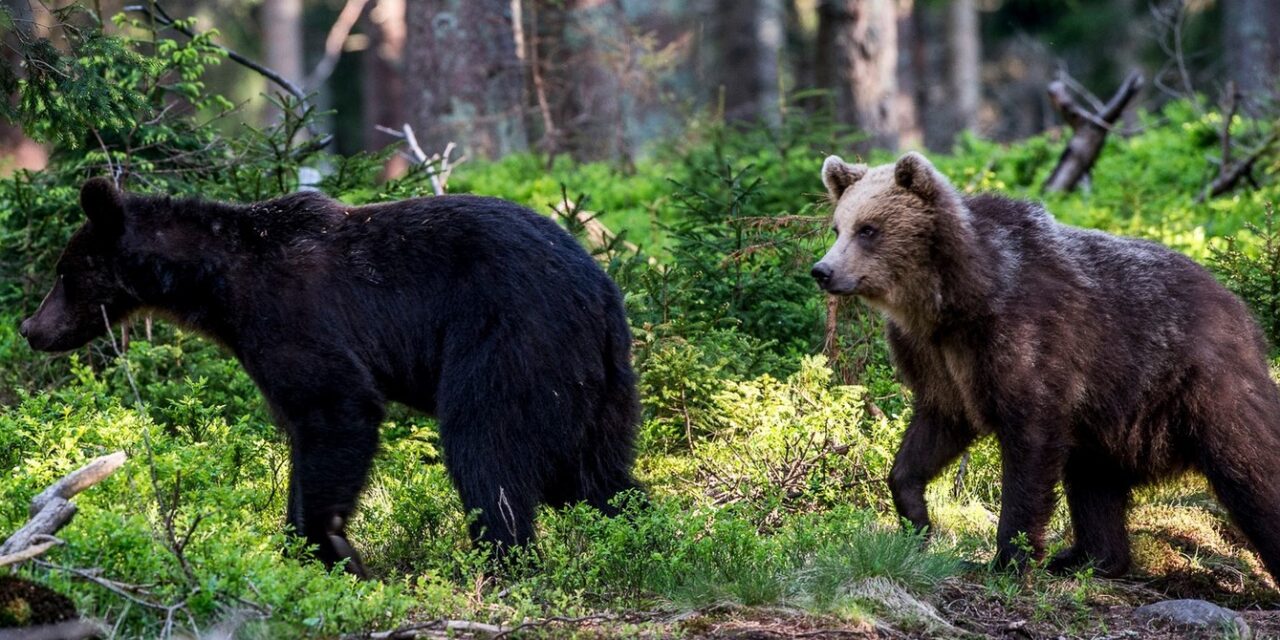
[21,180,642,576]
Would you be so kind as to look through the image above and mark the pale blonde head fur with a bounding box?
[812,152,977,332]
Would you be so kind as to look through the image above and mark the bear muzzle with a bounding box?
[811,262,862,296]
[19,315,60,352]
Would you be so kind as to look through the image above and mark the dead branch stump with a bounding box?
[1044,71,1144,193]
[0,452,127,567]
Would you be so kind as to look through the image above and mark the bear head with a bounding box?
[811,151,967,324]
[20,178,141,352]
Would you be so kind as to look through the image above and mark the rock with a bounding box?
[1133,599,1250,638]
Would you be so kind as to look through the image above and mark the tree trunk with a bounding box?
[711,0,781,124]
[784,0,815,94]
[532,0,625,161]
[362,0,408,177]
[947,0,980,134]
[893,0,922,148]
[1222,0,1279,108]
[261,0,306,122]
[405,0,529,159]
[0,0,47,173]
[816,0,898,153]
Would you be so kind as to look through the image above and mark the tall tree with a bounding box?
[816,0,898,153]
[1222,0,1280,106]
[947,0,980,134]
[710,0,781,123]
[0,0,46,173]
[529,0,625,161]
[361,0,406,175]
[893,0,922,148]
[405,0,528,159]
[261,0,305,122]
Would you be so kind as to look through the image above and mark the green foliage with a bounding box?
[688,356,901,517]
[1211,203,1280,348]
[2,6,1280,637]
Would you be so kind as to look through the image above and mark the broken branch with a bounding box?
[1044,71,1144,193]
[1197,83,1279,202]
[0,452,127,564]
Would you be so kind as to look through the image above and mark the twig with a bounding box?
[376,124,464,195]
[363,619,508,639]
[101,305,142,409]
[35,561,186,614]
[0,535,61,568]
[29,451,128,517]
[304,0,372,90]
[493,613,616,639]
[122,2,322,140]
[1197,84,1279,202]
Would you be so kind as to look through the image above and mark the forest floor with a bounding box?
[360,558,1280,637]
[365,570,1280,639]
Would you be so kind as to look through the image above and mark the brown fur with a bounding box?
[812,152,1280,580]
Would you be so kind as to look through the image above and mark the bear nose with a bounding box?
[811,263,833,287]
[18,318,31,338]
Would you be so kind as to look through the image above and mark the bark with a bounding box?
[261,0,306,121]
[0,0,48,172]
[911,2,950,150]
[405,0,529,159]
[361,0,408,176]
[816,0,899,153]
[531,0,625,161]
[711,0,781,123]
[893,0,922,148]
[1222,0,1280,107]
[783,0,815,94]
[947,0,980,134]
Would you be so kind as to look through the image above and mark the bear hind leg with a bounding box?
[438,423,539,553]
[1199,433,1280,580]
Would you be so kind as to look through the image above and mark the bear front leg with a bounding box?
[992,428,1066,571]
[277,394,384,579]
[889,408,975,535]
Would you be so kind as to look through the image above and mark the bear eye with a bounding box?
[856,225,879,240]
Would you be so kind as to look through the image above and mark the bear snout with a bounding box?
[18,317,31,339]
[811,263,834,288]
[812,263,861,296]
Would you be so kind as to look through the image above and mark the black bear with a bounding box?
[811,152,1280,580]
[21,178,641,577]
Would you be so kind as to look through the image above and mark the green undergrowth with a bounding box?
[2,6,1279,636]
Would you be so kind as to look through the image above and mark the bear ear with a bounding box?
[80,177,124,234]
[821,155,867,201]
[893,151,940,201]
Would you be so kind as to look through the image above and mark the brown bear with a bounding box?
[811,152,1280,580]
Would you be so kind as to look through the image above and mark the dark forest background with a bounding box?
[3,0,1277,174]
